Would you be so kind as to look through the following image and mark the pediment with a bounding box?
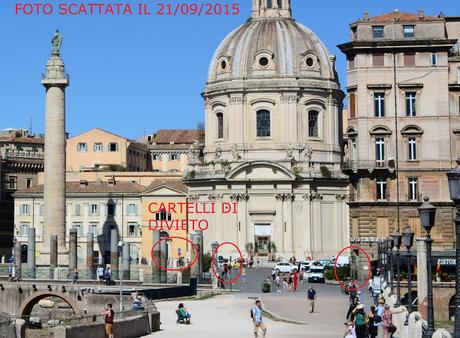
[141,185,185,197]
[226,161,295,181]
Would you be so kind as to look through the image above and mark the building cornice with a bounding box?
[338,39,457,55]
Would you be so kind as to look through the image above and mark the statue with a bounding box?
[231,144,240,160]
[285,144,294,160]
[301,143,313,162]
[51,30,63,55]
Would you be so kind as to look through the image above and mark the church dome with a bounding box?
[207,2,338,87]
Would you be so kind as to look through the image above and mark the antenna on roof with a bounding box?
[29,115,33,135]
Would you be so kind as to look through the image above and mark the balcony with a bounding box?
[341,159,395,174]
[0,150,44,160]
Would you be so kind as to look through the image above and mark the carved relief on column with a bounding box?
[186,194,200,202]
[207,193,223,201]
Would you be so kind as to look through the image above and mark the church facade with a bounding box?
[185,0,350,260]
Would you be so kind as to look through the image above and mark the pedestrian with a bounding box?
[343,321,355,338]
[292,269,298,291]
[102,303,114,338]
[177,303,191,324]
[251,300,266,338]
[367,305,378,338]
[72,268,79,284]
[374,298,385,338]
[298,268,304,287]
[382,305,397,338]
[288,272,293,291]
[353,304,367,338]
[282,274,289,291]
[307,285,316,313]
[275,273,281,292]
[346,297,359,322]
[97,265,105,284]
[242,266,247,282]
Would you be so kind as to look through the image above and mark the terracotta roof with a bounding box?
[16,181,145,194]
[152,130,199,144]
[366,11,442,23]
[0,136,44,144]
[143,179,187,193]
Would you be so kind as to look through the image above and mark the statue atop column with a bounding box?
[51,30,63,56]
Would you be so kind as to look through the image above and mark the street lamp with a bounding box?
[118,241,124,312]
[418,196,436,338]
[388,236,394,290]
[211,242,219,289]
[447,158,460,337]
[393,231,402,308]
[403,226,415,325]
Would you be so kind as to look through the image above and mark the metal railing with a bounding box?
[342,159,393,171]
[0,150,44,159]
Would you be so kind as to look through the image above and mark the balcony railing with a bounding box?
[342,159,395,172]
[0,150,44,159]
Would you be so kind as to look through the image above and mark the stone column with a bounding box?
[69,229,77,273]
[152,230,160,283]
[416,238,428,319]
[189,231,201,278]
[14,240,22,279]
[122,243,130,280]
[42,44,69,258]
[27,228,36,278]
[50,235,58,279]
[285,194,294,256]
[159,239,168,283]
[110,228,119,279]
[86,232,94,279]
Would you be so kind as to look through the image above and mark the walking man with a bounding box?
[251,300,267,337]
[307,285,316,313]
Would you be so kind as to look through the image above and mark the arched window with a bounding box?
[216,113,224,139]
[256,110,271,137]
[308,110,320,137]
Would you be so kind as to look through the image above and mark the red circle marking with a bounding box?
[334,245,372,292]
[211,242,243,285]
[150,236,199,272]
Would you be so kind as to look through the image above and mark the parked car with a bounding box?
[316,259,333,270]
[273,262,296,273]
[299,260,311,272]
[306,266,325,283]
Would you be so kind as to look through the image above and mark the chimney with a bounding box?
[418,9,425,19]
[79,180,88,188]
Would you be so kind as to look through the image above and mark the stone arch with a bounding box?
[18,290,80,318]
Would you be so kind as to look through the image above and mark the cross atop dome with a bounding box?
[252,0,291,19]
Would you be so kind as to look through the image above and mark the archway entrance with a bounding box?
[18,291,80,318]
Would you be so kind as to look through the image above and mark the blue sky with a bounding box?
[0,1,458,139]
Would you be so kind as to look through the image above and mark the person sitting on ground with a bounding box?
[177,303,191,324]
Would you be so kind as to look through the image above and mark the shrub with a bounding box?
[202,252,212,272]
[320,165,332,178]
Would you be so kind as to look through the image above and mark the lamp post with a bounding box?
[418,196,437,338]
[118,240,124,312]
[447,158,460,337]
[388,236,395,290]
[393,231,402,308]
[378,242,382,277]
[211,242,219,289]
[403,226,415,325]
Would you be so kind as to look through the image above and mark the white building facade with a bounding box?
[185,0,349,259]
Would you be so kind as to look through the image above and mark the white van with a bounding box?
[306,266,325,283]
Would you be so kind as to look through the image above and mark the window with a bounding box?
[256,110,271,137]
[39,204,44,216]
[403,25,415,38]
[404,53,415,66]
[6,175,17,189]
[127,204,138,216]
[457,68,460,84]
[108,143,118,152]
[308,110,320,137]
[74,204,81,216]
[156,210,172,221]
[408,177,418,201]
[76,143,87,152]
[90,223,98,236]
[170,153,179,160]
[405,92,417,116]
[431,53,438,66]
[107,204,115,216]
[375,137,385,165]
[373,54,385,67]
[128,223,140,237]
[90,203,99,216]
[374,93,385,117]
[408,136,417,160]
[349,93,356,118]
[376,179,387,201]
[372,26,384,39]
[216,113,224,139]
[347,56,355,69]
[72,223,83,237]
[26,178,33,189]
[20,223,29,236]
[152,153,161,161]
[93,143,103,152]
[19,204,29,216]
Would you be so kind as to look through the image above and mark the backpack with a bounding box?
[250,308,254,319]
[355,313,365,326]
